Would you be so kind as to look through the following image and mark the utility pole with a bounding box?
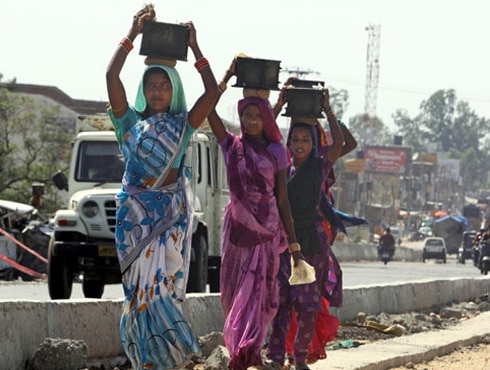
[364,24,381,148]
[282,67,320,79]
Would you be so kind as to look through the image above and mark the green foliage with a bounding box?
[348,114,392,147]
[0,87,71,215]
[393,88,490,194]
[328,87,349,120]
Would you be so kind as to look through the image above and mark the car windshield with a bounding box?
[75,141,124,182]
[426,239,443,246]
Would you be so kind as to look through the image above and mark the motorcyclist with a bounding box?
[379,227,396,259]
[472,228,485,266]
[477,226,490,271]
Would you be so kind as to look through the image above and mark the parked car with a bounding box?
[458,230,477,264]
[422,237,447,263]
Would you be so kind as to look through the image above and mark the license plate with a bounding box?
[98,245,117,257]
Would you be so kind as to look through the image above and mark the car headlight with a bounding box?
[82,200,99,218]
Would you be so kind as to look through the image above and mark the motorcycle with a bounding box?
[377,245,394,265]
[14,219,52,281]
[478,241,490,275]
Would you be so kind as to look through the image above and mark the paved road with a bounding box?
[1,249,484,301]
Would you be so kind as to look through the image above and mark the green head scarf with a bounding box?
[134,64,187,114]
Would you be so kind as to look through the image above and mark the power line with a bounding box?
[281,67,320,78]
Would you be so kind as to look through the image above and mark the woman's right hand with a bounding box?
[291,250,305,267]
[132,5,156,34]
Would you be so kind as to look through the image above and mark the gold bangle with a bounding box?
[326,110,336,119]
[218,80,227,94]
[110,104,127,114]
[288,242,301,254]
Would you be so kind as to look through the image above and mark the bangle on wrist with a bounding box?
[194,57,210,72]
[119,37,133,53]
[288,242,301,254]
[325,109,336,119]
[218,80,227,94]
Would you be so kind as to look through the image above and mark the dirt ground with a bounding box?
[388,342,490,370]
[330,298,490,370]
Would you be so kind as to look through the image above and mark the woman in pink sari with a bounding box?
[207,59,300,370]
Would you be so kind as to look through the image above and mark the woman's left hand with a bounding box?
[322,87,332,112]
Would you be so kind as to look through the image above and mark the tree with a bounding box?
[348,114,391,147]
[392,109,427,153]
[393,88,490,197]
[328,86,349,120]
[418,89,487,153]
[0,87,72,214]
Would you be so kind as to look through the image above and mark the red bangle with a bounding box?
[119,37,133,53]
[194,57,209,72]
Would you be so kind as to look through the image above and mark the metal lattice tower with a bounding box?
[364,24,381,146]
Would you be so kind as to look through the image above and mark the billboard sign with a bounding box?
[364,145,412,175]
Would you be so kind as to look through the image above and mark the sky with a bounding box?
[1,0,489,132]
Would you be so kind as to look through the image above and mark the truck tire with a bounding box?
[187,233,208,293]
[82,279,104,298]
[208,257,221,293]
[47,237,73,300]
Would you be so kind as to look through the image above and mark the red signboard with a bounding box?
[364,146,411,175]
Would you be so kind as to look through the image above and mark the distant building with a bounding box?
[1,82,108,134]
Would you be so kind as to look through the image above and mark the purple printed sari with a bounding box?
[220,132,288,370]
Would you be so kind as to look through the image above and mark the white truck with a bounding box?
[49,114,229,299]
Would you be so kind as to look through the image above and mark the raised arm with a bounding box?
[207,58,236,142]
[272,77,298,118]
[106,6,155,118]
[187,22,219,129]
[323,88,344,163]
[339,121,358,157]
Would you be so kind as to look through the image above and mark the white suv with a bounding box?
[422,237,447,263]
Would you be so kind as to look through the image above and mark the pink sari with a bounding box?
[220,132,288,370]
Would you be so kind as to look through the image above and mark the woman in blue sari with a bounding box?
[106,5,218,369]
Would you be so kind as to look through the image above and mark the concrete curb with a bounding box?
[316,311,490,370]
[1,277,489,370]
[331,242,422,263]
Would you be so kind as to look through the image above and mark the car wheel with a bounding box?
[187,233,208,293]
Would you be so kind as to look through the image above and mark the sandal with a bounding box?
[263,359,284,370]
[295,363,311,370]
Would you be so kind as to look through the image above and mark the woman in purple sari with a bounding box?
[207,60,299,370]
[106,5,218,370]
[267,88,344,370]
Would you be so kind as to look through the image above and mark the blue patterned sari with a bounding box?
[110,95,200,368]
